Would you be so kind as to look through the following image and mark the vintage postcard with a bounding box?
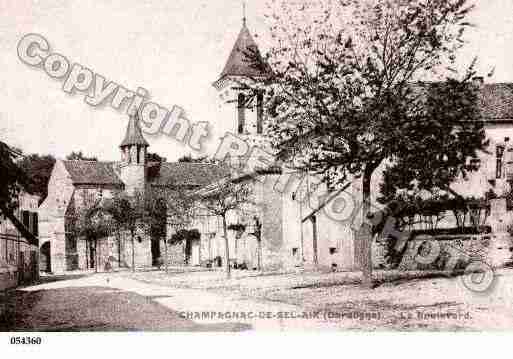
[1,0,513,350]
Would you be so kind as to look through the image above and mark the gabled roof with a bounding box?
[62,161,123,186]
[149,162,230,187]
[218,22,271,81]
[120,113,149,147]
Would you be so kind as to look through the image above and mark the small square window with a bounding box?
[292,248,299,256]
[329,247,337,255]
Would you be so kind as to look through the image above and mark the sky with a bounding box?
[1,0,513,162]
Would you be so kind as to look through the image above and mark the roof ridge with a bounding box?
[161,162,220,166]
[63,160,103,163]
[62,160,123,186]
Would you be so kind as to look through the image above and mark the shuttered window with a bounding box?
[22,210,30,230]
[31,212,38,237]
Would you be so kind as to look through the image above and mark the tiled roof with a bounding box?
[149,162,230,187]
[62,160,229,188]
[120,113,149,147]
[62,161,123,186]
[403,82,513,121]
[479,83,513,120]
[218,23,271,81]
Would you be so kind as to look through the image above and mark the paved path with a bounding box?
[8,269,512,331]
[0,274,248,331]
[1,272,337,331]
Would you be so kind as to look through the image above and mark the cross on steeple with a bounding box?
[243,1,246,26]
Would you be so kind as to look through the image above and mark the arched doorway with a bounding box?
[40,241,51,272]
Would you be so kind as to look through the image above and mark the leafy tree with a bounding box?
[178,154,214,163]
[144,185,194,272]
[170,229,201,245]
[70,198,114,272]
[17,153,56,204]
[253,0,486,287]
[194,180,252,279]
[146,152,166,163]
[378,80,487,201]
[0,141,38,245]
[170,229,201,265]
[104,191,146,272]
[66,151,98,161]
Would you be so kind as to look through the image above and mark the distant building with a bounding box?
[0,192,40,290]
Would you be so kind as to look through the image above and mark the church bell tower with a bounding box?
[119,113,149,195]
[213,9,271,139]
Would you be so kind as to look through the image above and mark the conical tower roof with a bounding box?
[218,21,271,80]
[120,113,149,148]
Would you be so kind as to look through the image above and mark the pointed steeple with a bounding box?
[242,1,247,27]
[120,113,149,148]
[216,11,271,82]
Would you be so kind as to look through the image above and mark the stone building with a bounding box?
[0,191,40,289]
[38,114,227,274]
[181,16,367,272]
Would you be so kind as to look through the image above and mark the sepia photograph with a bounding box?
[1,0,513,354]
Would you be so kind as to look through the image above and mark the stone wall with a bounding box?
[163,242,185,266]
[95,230,152,271]
[260,175,285,271]
[372,234,512,271]
[119,162,145,196]
[298,179,358,271]
[38,160,74,274]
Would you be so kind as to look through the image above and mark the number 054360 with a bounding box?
[10,337,42,345]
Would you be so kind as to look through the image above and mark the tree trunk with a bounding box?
[94,239,98,273]
[164,238,169,273]
[257,237,262,271]
[256,219,262,271]
[311,216,319,267]
[223,215,231,279]
[131,231,135,272]
[85,239,89,270]
[361,168,373,289]
[117,230,121,269]
[234,236,238,268]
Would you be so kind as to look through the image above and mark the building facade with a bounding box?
[0,192,40,290]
